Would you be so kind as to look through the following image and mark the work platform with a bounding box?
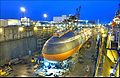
[95,28,119,77]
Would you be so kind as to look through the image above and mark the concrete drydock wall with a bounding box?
[0,37,36,65]
[0,26,55,66]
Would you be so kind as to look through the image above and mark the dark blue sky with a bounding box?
[0,0,120,24]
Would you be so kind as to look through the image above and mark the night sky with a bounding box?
[0,0,120,24]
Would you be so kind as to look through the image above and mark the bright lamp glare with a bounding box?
[43,27,46,30]
[44,62,49,66]
[34,26,38,31]
[0,28,3,33]
[43,14,47,18]
[20,75,28,77]
[19,27,24,32]
[110,69,114,73]
[20,7,26,12]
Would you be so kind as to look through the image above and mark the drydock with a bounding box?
[0,2,119,77]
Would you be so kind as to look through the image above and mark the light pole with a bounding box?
[43,13,48,21]
[20,7,26,26]
[20,7,26,18]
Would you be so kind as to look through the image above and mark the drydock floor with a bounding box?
[63,35,97,77]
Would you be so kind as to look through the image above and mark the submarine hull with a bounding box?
[42,28,92,61]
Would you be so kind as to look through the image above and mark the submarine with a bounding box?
[42,28,92,61]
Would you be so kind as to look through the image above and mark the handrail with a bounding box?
[94,37,104,76]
